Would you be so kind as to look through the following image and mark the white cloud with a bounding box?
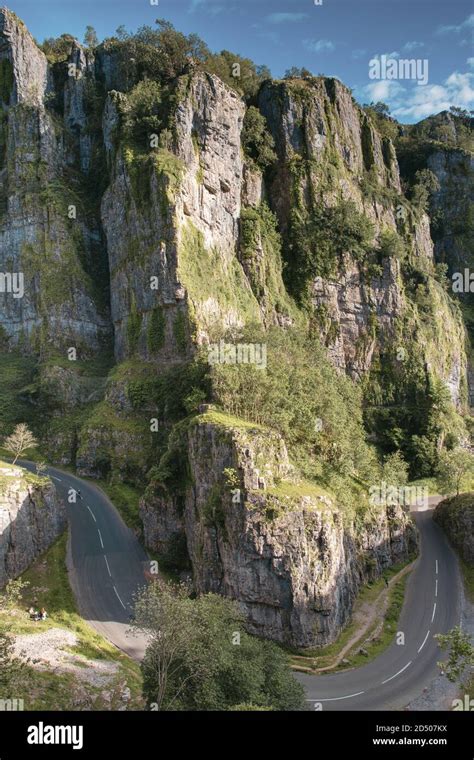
[303,39,335,53]
[364,80,405,102]
[391,70,474,120]
[267,12,308,24]
[468,57,474,67]
[370,51,400,60]
[403,41,425,51]
[352,48,367,60]
[436,13,474,35]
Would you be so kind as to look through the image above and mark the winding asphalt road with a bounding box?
[297,500,462,710]
[21,463,462,708]
[20,461,150,660]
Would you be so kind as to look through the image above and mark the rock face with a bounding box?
[434,493,474,565]
[427,149,474,277]
[0,8,109,354]
[140,415,417,648]
[0,465,66,586]
[0,9,49,107]
[258,79,466,389]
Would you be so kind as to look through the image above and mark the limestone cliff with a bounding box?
[0,463,66,586]
[0,9,110,354]
[140,413,417,648]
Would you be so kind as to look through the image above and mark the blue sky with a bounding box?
[7,0,474,123]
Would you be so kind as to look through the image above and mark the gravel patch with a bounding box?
[13,627,119,687]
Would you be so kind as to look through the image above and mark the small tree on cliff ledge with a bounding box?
[3,423,38,465]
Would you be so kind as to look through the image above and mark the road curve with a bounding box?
[20,461,150,660]
[297,501,462,710]
[20,463,462,708]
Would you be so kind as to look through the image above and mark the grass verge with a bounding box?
[1,532,143,710]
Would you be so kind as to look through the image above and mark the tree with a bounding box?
[241,106,276,169]
[133,580,305,711]
[204,51,270,99]
[121,79,163,147]
[436,448,474,496]
[284,67,313,79]
[435,626,474,683]
[115,25,129,41]
[410,168,440,211]
[40,34,76,64]
[363,101,390,117]
[83,26,99,48]
[381,450,409,486]
[3,424,38,465]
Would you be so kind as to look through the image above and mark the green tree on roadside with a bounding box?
[435,626,474,683]
[436,448,474,496]
[133,580,305,711]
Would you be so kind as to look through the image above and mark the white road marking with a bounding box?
[435,559,438,575]
[435,579,438,597]
[418,630,430,653]
[98,529,104,549]
[113,586,126,609]
[104,556,112,577]
[431,602,437,623]
[306,691,365,702]
[52,476,62,482]
[87,506,97,522]
[381,661,412,685]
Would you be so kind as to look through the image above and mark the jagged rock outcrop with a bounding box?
[140,414,418,647]
[0,464,66,586]
[434,493,474,565]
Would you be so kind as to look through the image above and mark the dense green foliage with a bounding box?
[103,20,270,100]
[436,448,474,495]
[241,107,276,169]
[363,352,465,477]
[286,200,374,303]
[210,325,378,501]
[135,581,305,711]
[121,79,163,148]
[0,354,38,439]
[40,34,76,63]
